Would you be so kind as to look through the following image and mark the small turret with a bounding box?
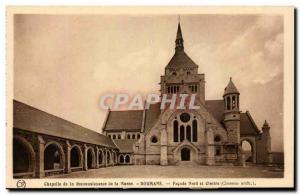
[223,77,240,144]
[223,77,240,112]
[262,120,270,132]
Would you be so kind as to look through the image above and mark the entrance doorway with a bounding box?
[181,148,190,161]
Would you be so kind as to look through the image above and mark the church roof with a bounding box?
[104,110,144,130]
[240,111,261,135]
[104,100,260,136]
[205,100,224,123]
[166,50,198,69]
[223,77,239,96]
[144,103,161,131]
[113,139,136,153]
[103,103,161,131]
[13,100,117,148]
[205,100,260,135]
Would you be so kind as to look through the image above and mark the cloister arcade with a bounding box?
[13,130,119,178]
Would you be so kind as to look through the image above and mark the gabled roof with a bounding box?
[205,100,224,124]
[113,139,136,153]
[166,50,198,69]
[144,103,161,131]
[13,100,117,148]
[205,100,260,135]
[223,77,239,96]
[240,111,261,135]
[104,110,143,131]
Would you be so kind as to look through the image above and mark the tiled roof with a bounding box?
[13,100,117,148]
[166,50,198,69]
[144,103,161,131]
[113,139,136,153]
[104,110,143,130]
[205,100,260,135]
[240,111,260,135]
[205,100,224,123]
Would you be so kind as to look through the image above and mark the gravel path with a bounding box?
[51,164,283,178]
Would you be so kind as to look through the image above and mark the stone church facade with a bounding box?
[103,23,272,166]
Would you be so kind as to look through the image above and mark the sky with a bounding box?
[14,14,284,151]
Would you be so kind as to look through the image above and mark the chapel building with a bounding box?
[102,22,272,166]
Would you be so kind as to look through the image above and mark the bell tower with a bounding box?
[223,77,240,144]
[160,21,206,104]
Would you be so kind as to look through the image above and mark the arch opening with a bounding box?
[181,148,191,161]
[125,155,130,163]
[120,155,124,163]
[242,140,253,162]
[98,150,103,165]
[87,148,94,169]
[70,146,81,167]
[44,143,64,170]
[13,138,34,174]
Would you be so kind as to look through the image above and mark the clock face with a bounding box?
[180,113,190,123]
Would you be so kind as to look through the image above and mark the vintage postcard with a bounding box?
[6,6,294,189]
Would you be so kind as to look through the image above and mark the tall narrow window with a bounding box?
[237,96,239,109]
[186,125,191,141]
[226,96,231,110]
[180,125,185,142]
[173,120,179,142]
[232,96,236,109]
[192,120,198,142]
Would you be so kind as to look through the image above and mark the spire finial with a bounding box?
[175,17,184,52]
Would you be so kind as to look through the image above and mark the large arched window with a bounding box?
[192,120,197,142]
[186,125,191,141]
[180,125,185,142]
[173,120,179,142]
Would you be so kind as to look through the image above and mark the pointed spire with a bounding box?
[262,120,270,131]
[263,120,270,127]
[175,18,184,52]
[223,77,240,96]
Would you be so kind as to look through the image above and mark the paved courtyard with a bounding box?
[52,165,283,178]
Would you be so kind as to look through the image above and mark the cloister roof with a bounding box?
[13,100,117,148]
[113,139,136,153]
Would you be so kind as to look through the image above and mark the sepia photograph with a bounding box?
[6,6,294,189]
